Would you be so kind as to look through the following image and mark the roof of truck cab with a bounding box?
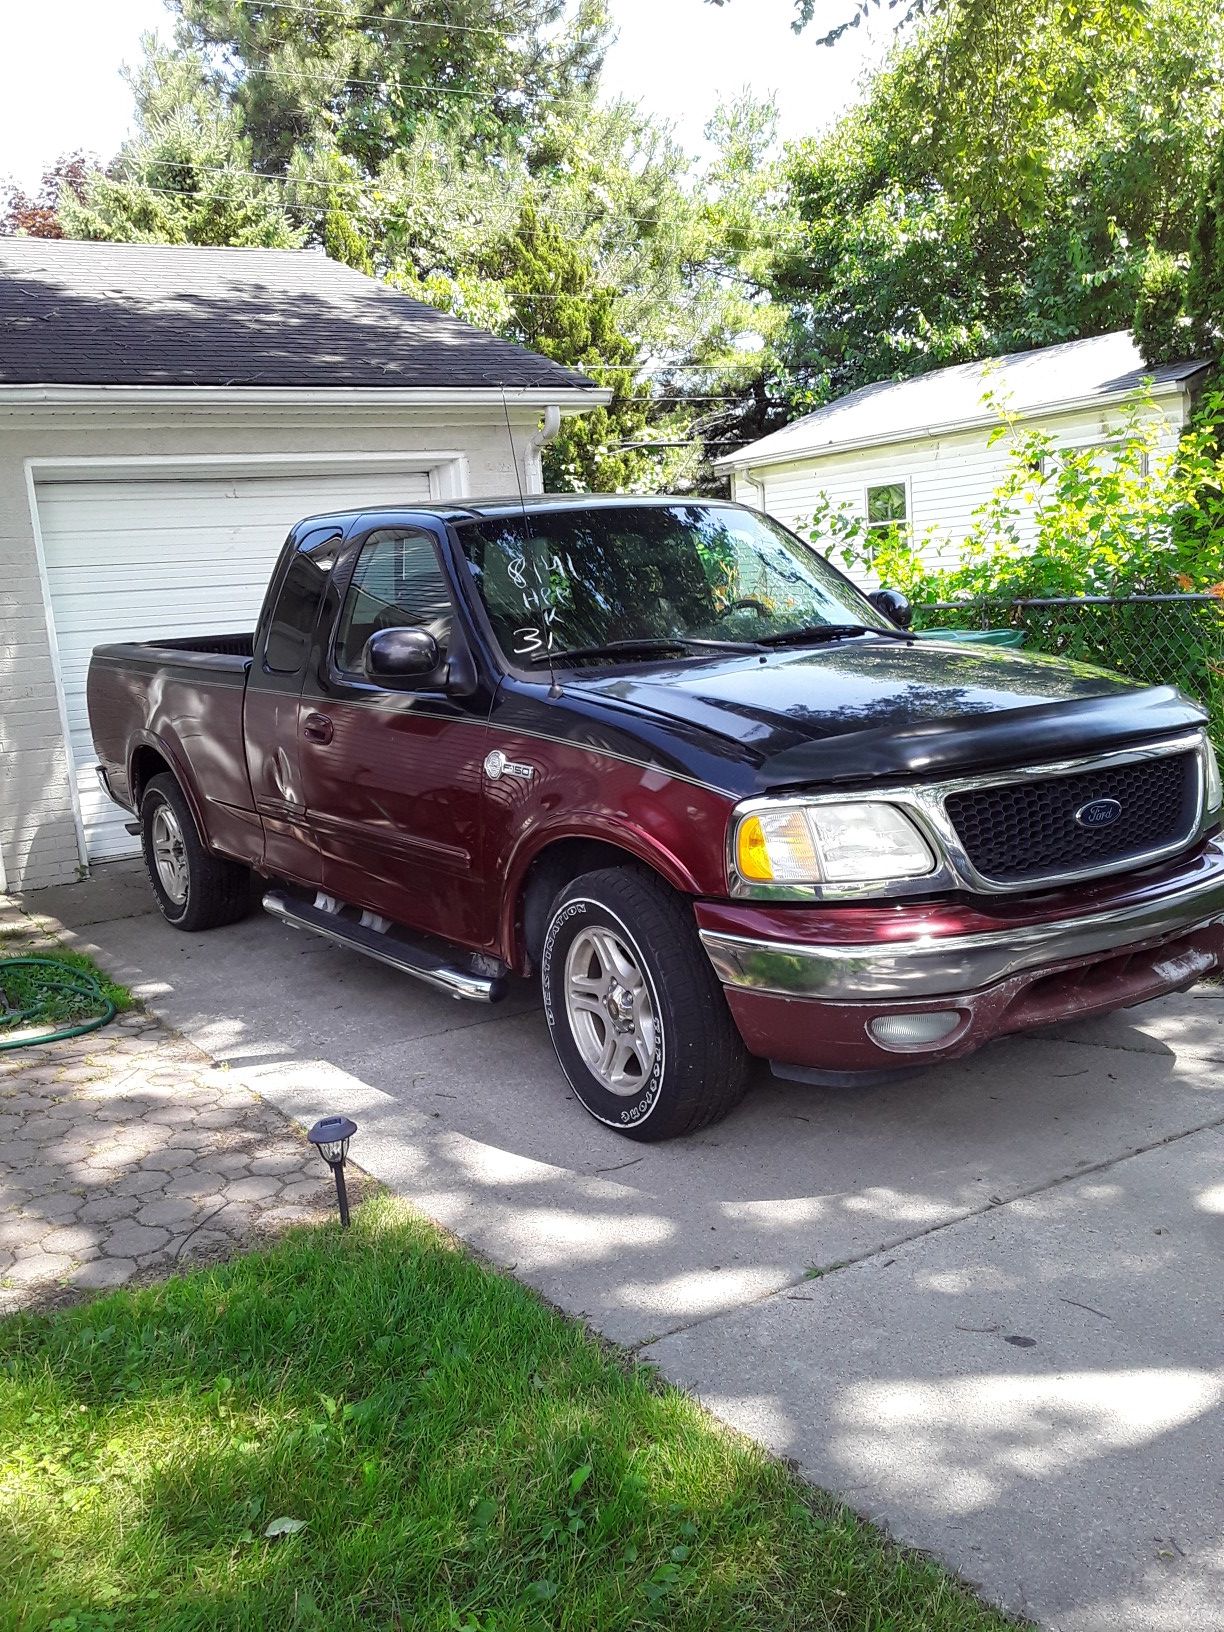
[292,494,750,531]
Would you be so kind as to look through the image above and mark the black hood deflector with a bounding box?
[756,685,1205,790]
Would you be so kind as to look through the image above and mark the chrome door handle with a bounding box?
[303,711,334,745]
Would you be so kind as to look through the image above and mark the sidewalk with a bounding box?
[0,900,349,1315]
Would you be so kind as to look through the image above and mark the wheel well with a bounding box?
[129,745,174,806]
[517,838,671,972]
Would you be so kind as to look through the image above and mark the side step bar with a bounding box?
[262,890,508,1003]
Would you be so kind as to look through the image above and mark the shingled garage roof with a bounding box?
[0,237,598,392]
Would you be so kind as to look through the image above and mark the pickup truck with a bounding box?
[88,495,1224,1140]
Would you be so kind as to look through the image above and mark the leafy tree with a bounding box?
[705,0,1141,56]
[1134,249,1192,368]
[1135,123,1224,375]
[768,0,1224,405]
[485,202,651,492]
[52,2,776,490]
[1,154,92,238]
[361,94,789,490]
[673,97,796,488]
[1185,130,1224,357]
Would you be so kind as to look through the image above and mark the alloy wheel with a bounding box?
[562,924,659,1094]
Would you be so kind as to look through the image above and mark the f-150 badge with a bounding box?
[484,749,535,782]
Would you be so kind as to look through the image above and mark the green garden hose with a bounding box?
[0,957,117,1052]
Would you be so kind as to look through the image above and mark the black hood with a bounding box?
[539,638,1205,795]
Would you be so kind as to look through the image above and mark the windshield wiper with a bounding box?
[756,623,914,649]
[528,636,763,667]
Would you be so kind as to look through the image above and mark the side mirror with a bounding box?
[362,627,442,683]
[868,588,913,630]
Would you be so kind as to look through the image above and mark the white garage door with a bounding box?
[38,466,433,862]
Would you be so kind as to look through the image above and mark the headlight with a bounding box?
[1205,735,1222,815]
[733,800,936,888]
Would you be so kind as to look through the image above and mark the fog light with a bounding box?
[868,1011,963,1050]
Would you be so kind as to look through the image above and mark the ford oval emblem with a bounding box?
[1075,797,1123,830]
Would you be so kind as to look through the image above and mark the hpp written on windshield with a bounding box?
[510,551,575,656]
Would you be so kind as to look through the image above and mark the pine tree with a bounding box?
[58,47,303,247]
[171,0,611,175]
[485,202,652,491]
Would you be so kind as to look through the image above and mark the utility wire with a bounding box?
[132,160,696,231]
[223,61,500,95]
[90,184,761,315]
[230,0,526,38]
[616,437,750,449]
[116,177,675,253]
[50,169,776,380]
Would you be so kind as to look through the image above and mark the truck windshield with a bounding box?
[456,503,892,665]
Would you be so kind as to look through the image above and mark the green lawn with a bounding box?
[0,1198,1020,1632]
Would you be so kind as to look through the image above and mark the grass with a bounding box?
[0,1198,1021,1632]
[0,945,134,1041]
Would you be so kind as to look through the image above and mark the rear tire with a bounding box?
[140,772,251,932]
[541,866,751,1141]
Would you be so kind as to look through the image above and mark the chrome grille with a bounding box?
[944,750,1201,885]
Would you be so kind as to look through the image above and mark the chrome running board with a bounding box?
[262,890,508,1003]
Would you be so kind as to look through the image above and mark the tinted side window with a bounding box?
[335,529,451,673]
[264,528,343,675]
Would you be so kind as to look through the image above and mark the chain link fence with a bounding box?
[911,594,1224,741]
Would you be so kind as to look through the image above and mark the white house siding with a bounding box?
[0,400,548,892]
[735,393,1189,582]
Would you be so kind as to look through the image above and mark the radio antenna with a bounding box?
[501,385,560,698]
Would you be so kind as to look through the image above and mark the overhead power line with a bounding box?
[123,180,663,251]
[230,61,498,95]
[132,160,691,232]
[230,0,522,38]
[86,179,750,296]
[616,437,751,449]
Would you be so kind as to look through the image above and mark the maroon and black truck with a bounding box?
[88,495,1224,1139]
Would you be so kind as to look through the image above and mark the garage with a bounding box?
[36,464,433,863]
[0,236,605,892]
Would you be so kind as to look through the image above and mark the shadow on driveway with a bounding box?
[21,860,1224,1630]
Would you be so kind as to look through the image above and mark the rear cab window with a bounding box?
[263,526,344,676]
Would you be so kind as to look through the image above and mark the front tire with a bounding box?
[541,866,751,1141]
[140,772,251,932]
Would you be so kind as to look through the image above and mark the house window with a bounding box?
[865,481,908,541]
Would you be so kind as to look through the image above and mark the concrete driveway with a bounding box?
[27,861,1224,1632]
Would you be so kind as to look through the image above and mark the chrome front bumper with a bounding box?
[700,847,1224,1001]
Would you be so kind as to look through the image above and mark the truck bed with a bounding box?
[87,632,262,867]
[94,632,255,665]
